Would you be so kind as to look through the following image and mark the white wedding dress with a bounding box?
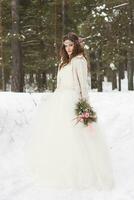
[24,55,114,191]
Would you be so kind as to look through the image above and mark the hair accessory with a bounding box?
[63,40,74,46]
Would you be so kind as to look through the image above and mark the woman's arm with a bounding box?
[72,56,89,100]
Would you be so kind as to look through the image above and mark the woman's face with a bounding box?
[63,40,74,57]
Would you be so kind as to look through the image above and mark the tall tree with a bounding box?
[127,0,134,90]
[1,0,134,92]
[11,0,23,92]
[0,0,6,90]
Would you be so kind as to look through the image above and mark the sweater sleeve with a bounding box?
[71,56,89,101]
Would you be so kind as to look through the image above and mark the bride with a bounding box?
[24,32,114,191]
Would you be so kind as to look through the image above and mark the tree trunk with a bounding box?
[42,72,47,90]
[97,73,103,92]
[106,68,112,82]
[96,49,103,92]
[36,72,43,92]
[120,50,126,79]
[127,0,134,90]
[118,63,122,91]
[0,0,6,91]
[11,0,24,92]
[90,51,97,89]
[127,51,133,90]
[112,70,117,90]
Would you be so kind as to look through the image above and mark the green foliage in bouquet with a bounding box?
[74,98,97,126]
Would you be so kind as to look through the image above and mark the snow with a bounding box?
[0,87,134,199]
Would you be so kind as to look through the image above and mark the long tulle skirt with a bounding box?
[24,88,114,190]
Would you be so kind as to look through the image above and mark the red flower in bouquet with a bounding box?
[84,112,90,118]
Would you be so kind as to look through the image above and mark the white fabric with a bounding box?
[24,55,114,191]
[57,55,89,100]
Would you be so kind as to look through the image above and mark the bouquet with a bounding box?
[73,98,97,127]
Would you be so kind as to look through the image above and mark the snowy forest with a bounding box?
[0,0,134,92]
[0,1,134,200]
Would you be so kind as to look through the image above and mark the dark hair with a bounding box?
[59,32,86,69]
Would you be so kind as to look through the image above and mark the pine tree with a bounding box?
[11,0,23,92]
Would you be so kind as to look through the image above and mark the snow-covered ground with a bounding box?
[0,88,134,199]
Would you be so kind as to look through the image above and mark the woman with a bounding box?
[24,32,114,191]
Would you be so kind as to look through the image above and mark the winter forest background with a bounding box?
[0,0,134,92]
[0,1,134,199]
